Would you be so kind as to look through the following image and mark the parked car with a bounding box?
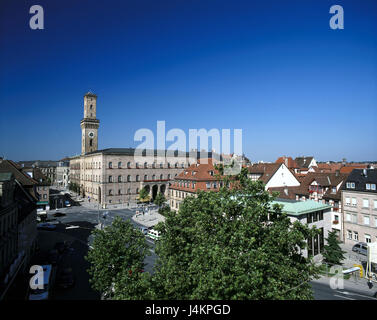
[352,242,368,256]
[65,200,71,207]
[48,249,59,265]
[54,241,69,254]
[56,267,75,289]
[37,223,57,231]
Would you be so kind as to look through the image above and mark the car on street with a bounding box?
[48,249,59,265]
[56,267,75,289]
[139,227,148,235]
[352,242,368,256]
[37,222,57,231]
[65,200,71,207]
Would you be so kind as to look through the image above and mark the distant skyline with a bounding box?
[1,0,376,162]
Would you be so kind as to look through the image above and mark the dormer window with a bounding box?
[346,182,355,189]
[332,187,336,193]
[192,171,197,176]
[209,171,214,176]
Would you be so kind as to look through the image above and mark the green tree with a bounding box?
[85,217,150,298]
[138,187,150,203]
[151,170,320,299]
[322,230,346,265]
[154,192,166,208]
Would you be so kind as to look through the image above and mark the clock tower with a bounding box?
[80,92,100,154]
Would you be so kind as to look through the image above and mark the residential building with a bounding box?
[247,162,300,190]
[18,160,58,184]
[169,158,224,211]
[269,171,349,239]
[342,169,377,245]
[56,159,70,188]
[272,199,332,262]
[0,171,37,300]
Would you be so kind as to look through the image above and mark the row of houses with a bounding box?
[0,158,44,300]
[169,156,377,261]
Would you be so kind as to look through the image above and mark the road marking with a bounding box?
[334,294,355,300]
[66,226,80,229]
[336,290,375,300]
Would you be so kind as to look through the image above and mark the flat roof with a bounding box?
[271,199,331,216]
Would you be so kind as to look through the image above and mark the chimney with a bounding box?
[285,157,288,167]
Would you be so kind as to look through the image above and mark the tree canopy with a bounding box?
[85,217,150,298]
[322,230,346,265]
[87,168,321,300]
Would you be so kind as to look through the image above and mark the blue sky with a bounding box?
[0,0,376,162]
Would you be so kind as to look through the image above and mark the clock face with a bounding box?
[88,131,95,138]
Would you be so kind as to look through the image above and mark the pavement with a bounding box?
[311,276,377,300]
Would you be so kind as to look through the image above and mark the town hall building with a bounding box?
[69,93,206,207]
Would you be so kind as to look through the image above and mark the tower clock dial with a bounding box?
[88,131,95,138]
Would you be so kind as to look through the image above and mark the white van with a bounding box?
[147,229,161,241]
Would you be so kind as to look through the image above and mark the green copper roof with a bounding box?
[271,199,331,216]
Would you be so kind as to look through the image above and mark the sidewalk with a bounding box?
[339,243,367,268]
[132,209,165,228]
[312,275,376,298]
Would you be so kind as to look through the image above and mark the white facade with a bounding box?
[265,164,300,189]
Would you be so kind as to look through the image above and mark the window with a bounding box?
[347,230,352,240]
[167,174,171,180]
[363,199,369,208]
[364,215,370,225]
[118,189,121,195]
[152,174,156,180]
[206,182,211,189]
[118,175,122,183]
[109,162,112,169]
[136,162,139,168]
[352,214,357,223]
[127,175,131,182]
[372,184,376,191]
[353,231,359,241]
[118,162,122,168]
[136,188,139,194]
[127,162,131,168]
[175,163,178,168]
[127,188,130,194]
[160,163,163,168]
[144,162,148,169]
[366,184,371,190]
[352,198,357,207]
[136,175,139,182]
[375,200,377,209]
[332,187,336,193]
[345,197,350,206]
[109,189,112,196]
[144,175,148,181]
[108,176,112,183]
[365,234,371,243]
[160,174,163,180]
[346,213,351,222]
[346,182,355,189]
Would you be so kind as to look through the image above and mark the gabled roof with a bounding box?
[294,157,315,169]
[175,158,221,182]
[342,169,377,193]
[247,163,281,184]
[275,156,298,168]
[340,164,368,174]
[0,160,38,186]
